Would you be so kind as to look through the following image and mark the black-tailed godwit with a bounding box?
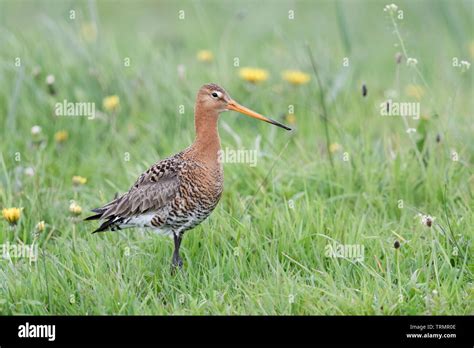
[86,83,291,270]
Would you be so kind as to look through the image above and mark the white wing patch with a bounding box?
[123,213,155,227]
[117,213,173,237]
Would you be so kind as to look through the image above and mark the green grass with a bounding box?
[0,0,472,315]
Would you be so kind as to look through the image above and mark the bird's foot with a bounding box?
[170,255,183,275]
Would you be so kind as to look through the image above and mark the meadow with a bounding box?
[0,0,472,315]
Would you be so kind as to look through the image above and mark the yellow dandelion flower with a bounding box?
[329,143,342,153]
[405,84,425,100]
[72,176,87,186]
[282,70,311,85]
[69,202,82,216]
[81,22,97,43]
[197,50,214,62]
[54,130,69,143]
[239,67,269,83]
[2,207,22,225]
[286,114,297,125]
[36,221,45,232]
[103,95,120,112]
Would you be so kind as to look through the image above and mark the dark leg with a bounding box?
[171,232,183,273]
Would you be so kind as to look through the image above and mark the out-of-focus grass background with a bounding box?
[0,0,472,314]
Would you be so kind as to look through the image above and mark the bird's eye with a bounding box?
[211,92,219,98]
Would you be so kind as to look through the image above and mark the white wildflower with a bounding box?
[177,64,186,80]
[406,58,418,67]
[417,213,435,227]
[384,4,398,14]
[31,125,42,136]
[46,74,55,85]
[24,167,35,177]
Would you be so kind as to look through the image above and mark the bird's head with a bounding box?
[196,83,291,131]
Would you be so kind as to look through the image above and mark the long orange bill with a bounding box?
[227,100,292,131]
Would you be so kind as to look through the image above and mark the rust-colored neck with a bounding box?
[190,103,221,165]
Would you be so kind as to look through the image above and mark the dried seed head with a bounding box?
[395,52,403,64]
[417,213,435,227]
[36,221,45,232]
[69,201,82,216]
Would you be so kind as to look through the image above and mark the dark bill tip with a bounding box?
[267,118,292,131]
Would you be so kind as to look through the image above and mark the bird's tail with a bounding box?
[85,213,122,233]
[91,217,119,233]
[84,195,122,233]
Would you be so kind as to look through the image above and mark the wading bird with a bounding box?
[86,83,291,271]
